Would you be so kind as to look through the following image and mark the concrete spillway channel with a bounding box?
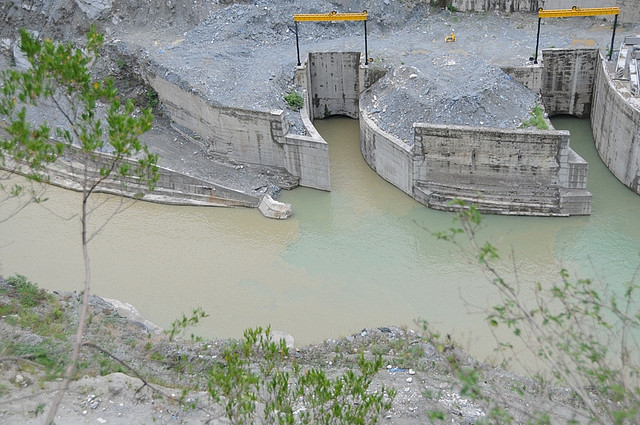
[135,46,639,218]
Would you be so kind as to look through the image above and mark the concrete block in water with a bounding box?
[258,194,292,219]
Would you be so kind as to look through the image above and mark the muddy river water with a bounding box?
[1,116,639,365]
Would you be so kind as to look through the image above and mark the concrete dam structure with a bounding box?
[137,17,639,218]
[358,55,593,215]
[294,46,638,215]
[146,48,602,216]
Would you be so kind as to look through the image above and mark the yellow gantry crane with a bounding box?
[534,6,620,63]
[293,11,367,21]
[293,11,369,66]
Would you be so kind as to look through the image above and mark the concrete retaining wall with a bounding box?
[360,111,417,195]
[541,48,598,117]
[145,70,331,191]
[501,64,543,92]
[146,73,286,167]
[413,124,591,215]
[450,0,639,23]
[591,53,640,194]
[359,101,592,215]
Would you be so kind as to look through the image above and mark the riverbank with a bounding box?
[0,277,588,424]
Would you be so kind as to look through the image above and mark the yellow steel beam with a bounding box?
[294,11,367,22]
[538,6,619,18]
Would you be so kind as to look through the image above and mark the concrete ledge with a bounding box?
[414,183,565,216]
[40,145,260,208]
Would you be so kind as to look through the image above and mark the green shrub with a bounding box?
[145,87,159,109]
[7,274,47,307]
[284,91,304,111]
[521,105,549,130]
[207,326,395,424]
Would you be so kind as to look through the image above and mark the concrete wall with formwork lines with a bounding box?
[412,124,591,215]
[450,0,537,12]
[359,110,417,196]
[591,52,640,194]
[308,52,362,120]
[541,48,598,117]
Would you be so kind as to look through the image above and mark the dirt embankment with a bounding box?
[0,279,589,424]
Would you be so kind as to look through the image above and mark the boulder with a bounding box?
[268,330,295,350]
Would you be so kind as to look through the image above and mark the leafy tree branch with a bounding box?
[0,27,159,425]
[434,200,640,424]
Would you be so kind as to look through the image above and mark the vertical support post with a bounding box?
[364,20,369,65]
[609,14,618,61]
[534,17,541,64]
[295,21,301,66]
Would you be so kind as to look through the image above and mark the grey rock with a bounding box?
[12,42,30,70]
[75,0,112,20]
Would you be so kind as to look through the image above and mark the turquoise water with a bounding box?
[550,116,640,286]
[279,116,640,355]
[0,116,638,365]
